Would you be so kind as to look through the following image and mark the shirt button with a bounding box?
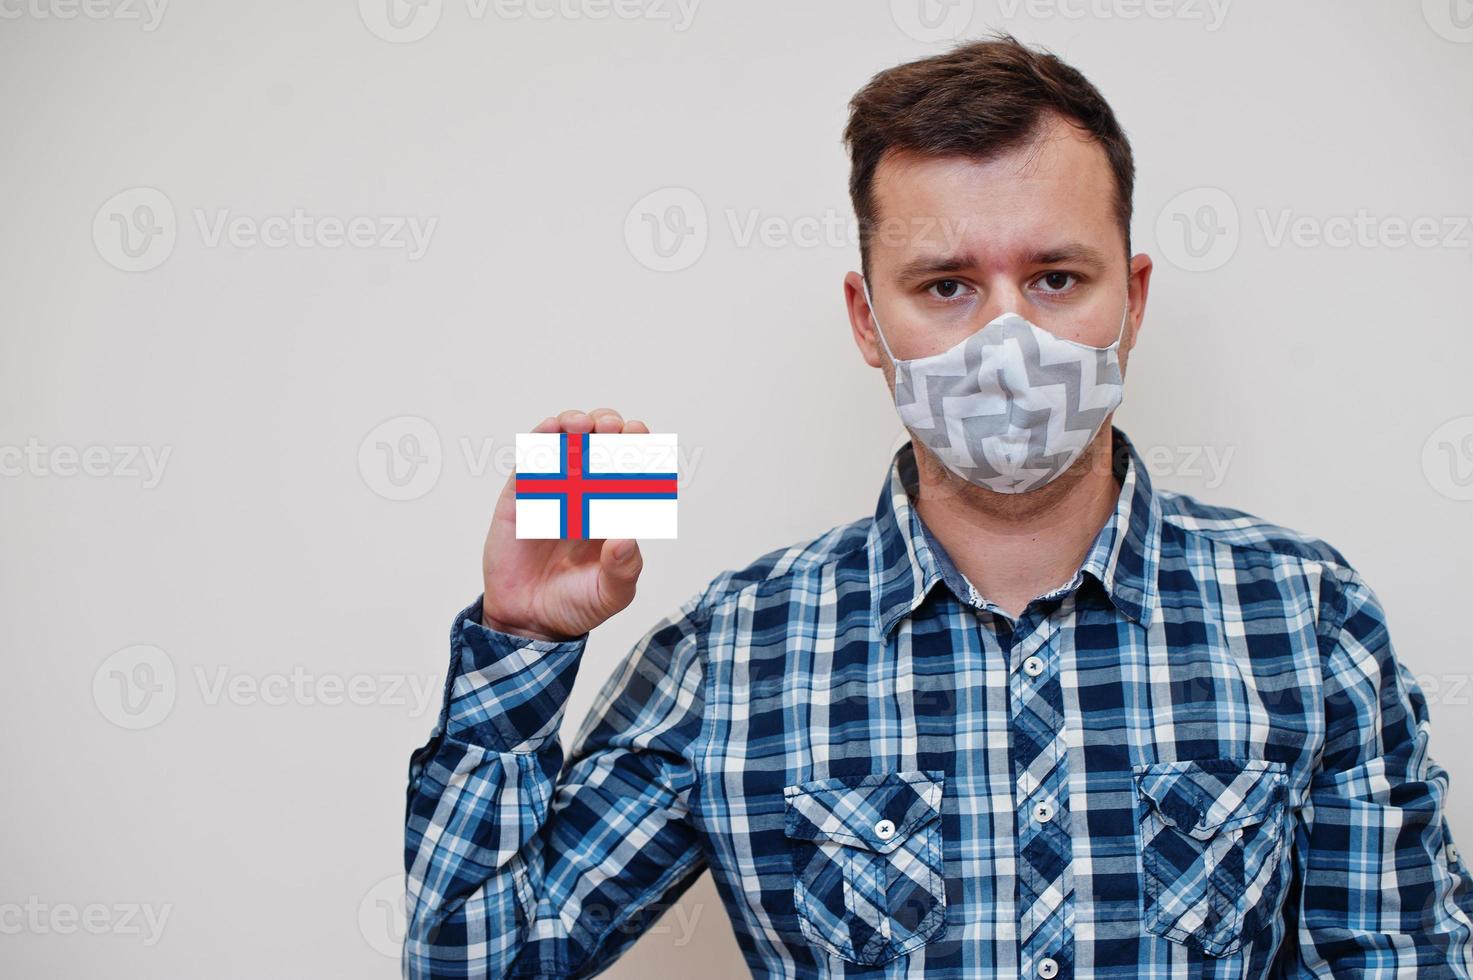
[1033,801,1054,824]
[874,819,896,841]
[1449,843,1461,864]
[1023,655,1044,677]
[1037,956,1059,978]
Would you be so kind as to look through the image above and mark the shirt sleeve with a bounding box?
[403,590,712,979]
[1277,566,1473,976]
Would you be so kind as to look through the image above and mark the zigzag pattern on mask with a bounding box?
[893,314,1122,492]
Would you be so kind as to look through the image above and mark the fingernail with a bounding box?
[614,540,635,561]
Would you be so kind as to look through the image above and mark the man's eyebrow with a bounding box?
[894,253,977,283]
[891,242,1111,283]
[1027,242,1110,269]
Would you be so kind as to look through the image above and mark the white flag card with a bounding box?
[514,432,678,540]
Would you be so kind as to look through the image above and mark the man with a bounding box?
[403,36,1473,978]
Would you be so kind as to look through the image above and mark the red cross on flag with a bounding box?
[515,431,679,539]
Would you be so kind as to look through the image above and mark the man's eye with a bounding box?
[929,279,965,299]
[1038,271,1076,292]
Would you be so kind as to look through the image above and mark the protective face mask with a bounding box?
[863,278,1128,494]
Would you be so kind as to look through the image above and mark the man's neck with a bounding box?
[911,426,1123,620]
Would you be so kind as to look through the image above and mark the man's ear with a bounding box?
[1123,252,1154,356]
[844,270,887,370]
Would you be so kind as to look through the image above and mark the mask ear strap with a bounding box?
[1114,296,1131,344]
[862,277,900,364]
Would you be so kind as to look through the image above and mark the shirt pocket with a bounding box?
[783,769,948,965]
[1134,758,1291,958]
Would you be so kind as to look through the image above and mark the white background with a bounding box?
[2,1,1472,975]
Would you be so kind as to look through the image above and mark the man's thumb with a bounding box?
[597,538,642,608]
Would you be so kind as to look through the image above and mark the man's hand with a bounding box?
[481,408,648,642]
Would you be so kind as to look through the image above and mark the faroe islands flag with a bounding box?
[515,432,679,539]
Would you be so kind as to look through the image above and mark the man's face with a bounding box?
[846,113,1152,387]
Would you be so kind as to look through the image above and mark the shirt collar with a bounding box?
[868,426,1162,637]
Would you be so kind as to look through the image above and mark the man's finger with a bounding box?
[556,408,594,432]
[589,407,625,433]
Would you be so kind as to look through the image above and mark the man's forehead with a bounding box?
[874,145,1112,217]
[867,127,1120,268]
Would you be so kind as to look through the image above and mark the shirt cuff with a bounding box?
[442,596,590,753]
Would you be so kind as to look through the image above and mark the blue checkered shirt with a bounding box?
[404,427,1473,978]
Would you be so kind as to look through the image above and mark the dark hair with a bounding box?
[843,33,1135,277]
